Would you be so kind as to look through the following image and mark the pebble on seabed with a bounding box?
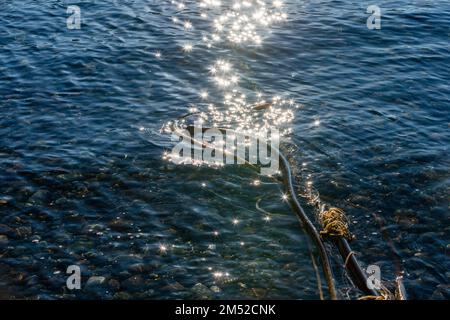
[210,285,221,293]
[86,276,106,287]
[192,283,213,299]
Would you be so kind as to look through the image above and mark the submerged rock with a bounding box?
[26,275,40,287]
[30,235,41,243]
[283,262,297,271]
[108,279,121,290]
[109,219,134,232]
[29,190,50,204]
[15,226,32,238]
[121,275,144,290]
[431,284,450,300]
[65,212,86,222]
[250,288,267,299]
[0,195,12,205]
[210,285,221,293]
[82,223,106,234]
[162,281,185,291]
[86,276,106,287]
[192,283,213,299]
[114,292,132,300]
[0,235,8,244]
[127,263,148,273]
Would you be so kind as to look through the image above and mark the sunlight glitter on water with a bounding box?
[166,0,296,141]
[162,1,341,286]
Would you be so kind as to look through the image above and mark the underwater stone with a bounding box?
[192,283,213,299]
[15,226,32,238]
[30,235,41,242]
[162,282,185,291]
[54,198,68,206]
[114,254,144,271]
[283,262,297,271]
[127,263,151,273]
[82,223,105,234]
[13,216,26,224]
[108,279,121,290]
[0,235,8,244]
[210,285,221,293]
[238,282,247,289]
[0,195,12,204]
[109,219,134,232]
[121,275,144,289]
[251,288,267,299]
[65,212,86,222]
[26,275,40,286]
[86,276,106,287]
[29,190,50,203]
[114,292,132,300]
[431,284,450,300]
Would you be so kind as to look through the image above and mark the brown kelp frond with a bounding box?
[358,284,394,300]
[319,207,355,241]
[358,295,386,300]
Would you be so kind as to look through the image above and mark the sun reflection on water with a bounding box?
[161,0,313,288]
[200,0,288,45]
[167,0,295,141]
[161,0,301,198]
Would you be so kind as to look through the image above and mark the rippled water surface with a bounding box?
[0,0,449,299]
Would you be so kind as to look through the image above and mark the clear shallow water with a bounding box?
[0,0,449,299]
